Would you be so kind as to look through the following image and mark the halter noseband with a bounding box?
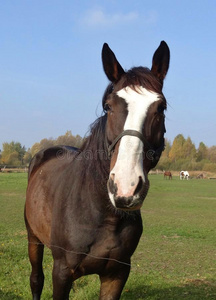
[107,129,165,161]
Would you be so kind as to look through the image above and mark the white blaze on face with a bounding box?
[109,86,160,201]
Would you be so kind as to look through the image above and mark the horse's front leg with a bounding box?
[99,264,130,300]
[52,258,73,300]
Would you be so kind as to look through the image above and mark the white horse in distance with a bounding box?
[180,170,189,180]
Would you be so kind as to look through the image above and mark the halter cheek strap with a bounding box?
[107,129,165,160]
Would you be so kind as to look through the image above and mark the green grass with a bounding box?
[0,173,216,299]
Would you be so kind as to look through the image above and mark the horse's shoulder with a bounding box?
[28,146,79,179]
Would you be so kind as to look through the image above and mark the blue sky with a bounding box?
[0,0,216,150]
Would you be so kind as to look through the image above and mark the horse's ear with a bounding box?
[102,43,125,83]
[151,41,170,83]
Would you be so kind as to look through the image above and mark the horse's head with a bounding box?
[102,41,170,211]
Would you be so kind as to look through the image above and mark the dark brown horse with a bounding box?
[25,41,170,300]
[164,171,172,179]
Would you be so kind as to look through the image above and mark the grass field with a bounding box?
[0,172,216,299]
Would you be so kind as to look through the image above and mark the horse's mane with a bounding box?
[79,114,110,187]
[80,114,107,154]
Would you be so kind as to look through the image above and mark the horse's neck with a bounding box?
[79,137,109,190]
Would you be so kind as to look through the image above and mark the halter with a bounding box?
[107,129,165,161]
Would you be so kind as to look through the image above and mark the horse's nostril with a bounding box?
[133,176,144,196]
[108,174,117,195]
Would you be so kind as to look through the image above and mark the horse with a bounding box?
[164,171,172,179]
[25,41,170,300]
[180,170,189,180]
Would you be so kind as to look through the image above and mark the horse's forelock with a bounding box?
[116,67,163,95]
[102,67,163,110]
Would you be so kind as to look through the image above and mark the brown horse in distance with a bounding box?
[164,171,172,179]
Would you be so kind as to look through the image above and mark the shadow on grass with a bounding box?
[0,291,23,300]
[122,279,216,300]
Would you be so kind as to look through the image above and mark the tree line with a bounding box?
[157,134,216,172]
[0,131,82,167]
[0,132,216,172]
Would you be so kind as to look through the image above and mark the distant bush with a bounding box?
[203,163,216,172]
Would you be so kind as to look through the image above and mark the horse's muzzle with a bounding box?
[107,176,149,210]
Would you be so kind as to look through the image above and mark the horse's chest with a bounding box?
[70,221,141,277]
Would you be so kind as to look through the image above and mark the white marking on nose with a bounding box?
[109,86,160,199]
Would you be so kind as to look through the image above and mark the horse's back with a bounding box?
[28,145,79,179]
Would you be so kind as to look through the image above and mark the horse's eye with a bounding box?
[104,103,111,112]
[157,104,165,114]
